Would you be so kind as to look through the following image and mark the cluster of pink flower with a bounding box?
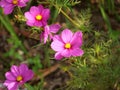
[0,0,84,90]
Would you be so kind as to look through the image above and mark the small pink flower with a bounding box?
[51,29,84,60]
[4,64,34,90]
[0,0,29,14]
[24,5,50,27]
[40,24,61,44]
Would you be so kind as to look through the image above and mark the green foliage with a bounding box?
[99,5,120,40]
[74,9,92,32]
[48,0,80,7]
[66,32,120,90]
[25,79,44,90]
[27,55,42,73]
[0,0,120,90]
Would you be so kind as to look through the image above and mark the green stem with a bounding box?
[17,7,23,15]
[44,43,51,68]
[54,5,80,28]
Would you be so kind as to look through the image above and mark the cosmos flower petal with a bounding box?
[23,70,34,82]
[11,65,19,77]
[49,24,61,33]
[25,12,35,20]
[70,48,84,56]
[26,21,34,26]
[41,21,47,26]
[18,0,29,7]
[0,0,9,7]
[18,1,26,7]
[38,5,44,13]
[23,0,29,2]
[19,64,28,75]
[5,0,13,3]
[70,31,83,48]
[43,25,50,43]
[41,9,50,20]
[61,49,71,57]
[61,29,73,43]
[51,40,64,52]
[30,6,40,16]
[52,35,62,41]
[7,82,18,90]
[4,4,14,15]
[55,52,63,60]
[34,21,43,27]
[5,72,16,80]
[4,80,18,90]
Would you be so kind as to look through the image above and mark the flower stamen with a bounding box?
[65,43,71,49]
[36,14,42,21]
[16,75,23,82]
[12,0,18,5]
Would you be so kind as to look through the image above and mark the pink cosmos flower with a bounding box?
[40,24,61,44]
[51,29,84,60]
[24,5,50,27]
[0,0,29,15]
[4,64,34,90]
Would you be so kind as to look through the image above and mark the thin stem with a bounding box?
[43,43,51,68]
[60,8,80,28]
[17,7,23,15]
[54,5,80,28]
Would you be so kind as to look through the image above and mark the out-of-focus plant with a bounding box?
[0,0,120,90]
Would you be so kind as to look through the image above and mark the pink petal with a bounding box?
[61,29,73,43]
[23,0,29,2]
[18,0,29,7]
[61,49,71,57]
[70,31,83,48]
[41,9,50,20]
[49,24,61,33]
[30,6,40,16]
[4,80,18,90]
[5,72,16,80]
[18,2,26,7]
[53,35,63,41]
[44,25,50,43]
[70,48,84,56]
[41,20,47,26]
[24,12,35,21]
[26,21,34,26]
[5,0,12,3]
[3,4,14,14]
[11,65,19,77]
[55,52,63,60]
[23,70,34,82]
[0,0,10,7]
[51,40,64,52]
[38,5,44,13]
[19,64,28,75]
[34,21,43,27]
[49,33,53,40]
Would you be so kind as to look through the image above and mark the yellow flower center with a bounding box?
[16,75,23,82]
[65,43,71,49]
[36,14,42,21]
[12,0,18,5]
